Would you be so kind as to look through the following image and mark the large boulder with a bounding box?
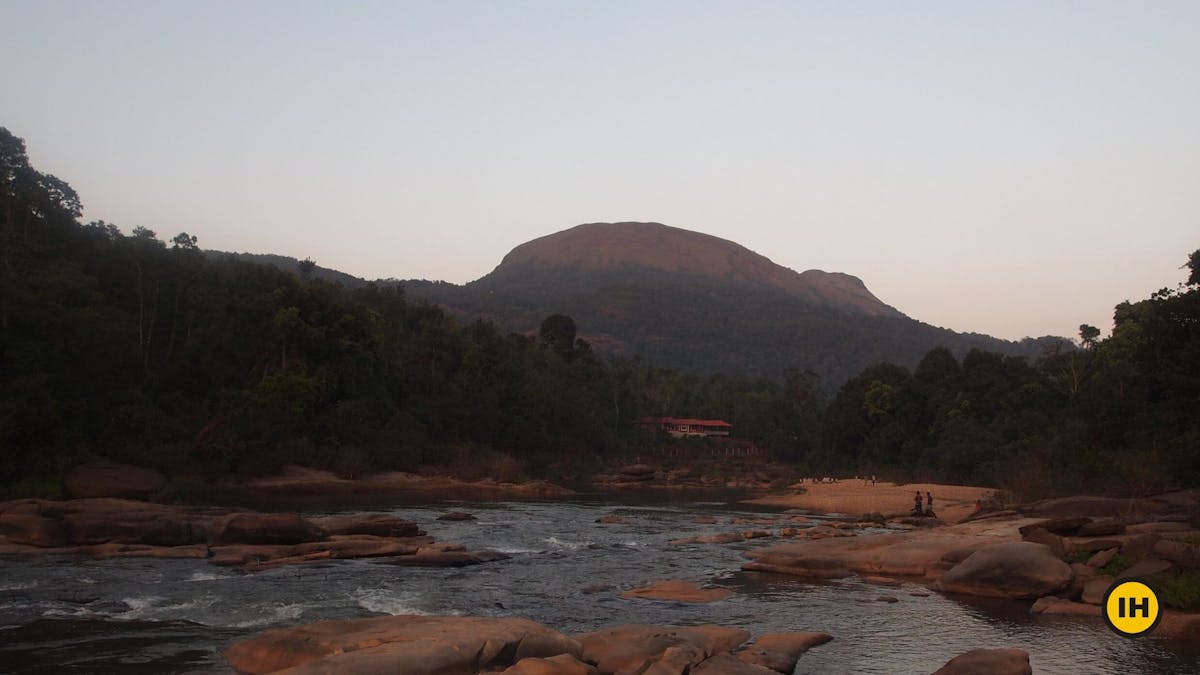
[939,542,1073,599]
[212,513,325,546]
[224,615,582,674]
[63,461,166,500]
[575,624,750,675]
[932,648,1031,675]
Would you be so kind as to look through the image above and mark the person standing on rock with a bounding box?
[913,490,923,515]
[925,491,934,516]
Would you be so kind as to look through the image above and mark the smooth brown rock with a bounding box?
[1127,521,1193,534]
[1155,539,1200,568]
[932,648,1031,675]
[1119,558,1173,579]
[621,580,732,603]
[619,464,656,477]
[1087,547,1118,569]
[1077,519,1126,537]
[63,461,166,500]
[576,624,750,675]
[939,542,1073,599]
[1072,538,1123,554]
[1019,518,1090,537]
[1031,595,1098,616]
[502,654,598,675]
[1020,496,1170,519]
[672,531,771,546]
[1082,575,1114,605]
[692,653,776,675]
[0,514,70,547]
[436,511,476,521]
[1121,533,1162,562]
[308,514,422,538]
[212,513,325,546]
[734,632,832,673]
[224,615,582,675]
[381,548,508,567]
[596,515,631,525]
[1021,527,1066,559]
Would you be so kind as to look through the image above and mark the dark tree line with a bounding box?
[0,128,809,490]
[813,258,1200,499]
[2,126,1196,501]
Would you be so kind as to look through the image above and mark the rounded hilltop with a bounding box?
[476,221,903,317]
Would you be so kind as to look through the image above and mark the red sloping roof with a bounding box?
[636,416,732,427]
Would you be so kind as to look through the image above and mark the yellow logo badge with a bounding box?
[1102,579,1162,637]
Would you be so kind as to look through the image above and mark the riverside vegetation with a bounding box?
[2,126,1198,502]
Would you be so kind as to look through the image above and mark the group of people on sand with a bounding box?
[913,490,935,516]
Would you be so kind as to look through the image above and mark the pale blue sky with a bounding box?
[3,1,1197,340]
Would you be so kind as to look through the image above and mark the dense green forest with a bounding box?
[2,127,1197,500]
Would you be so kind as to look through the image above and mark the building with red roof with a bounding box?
[635,416,732,438]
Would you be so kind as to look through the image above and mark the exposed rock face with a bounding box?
[931,648,1031,675]
[620,580,733,603]
[575,624,751,675]
[938,542,1073,599]
[62,461,166,500]
[224,615,583,674]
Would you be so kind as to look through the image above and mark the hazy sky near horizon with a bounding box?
[4,1,1197,341]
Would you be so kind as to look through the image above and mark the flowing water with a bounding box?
[1,496,1197,674]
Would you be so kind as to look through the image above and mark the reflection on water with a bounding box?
[1,498,1197,674]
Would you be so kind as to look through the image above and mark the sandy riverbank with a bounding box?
[744,480,995,524]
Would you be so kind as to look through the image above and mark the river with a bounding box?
[1,496,1197,674]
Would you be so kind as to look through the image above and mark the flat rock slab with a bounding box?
[224,615,582,674]
[621,580,732,603]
